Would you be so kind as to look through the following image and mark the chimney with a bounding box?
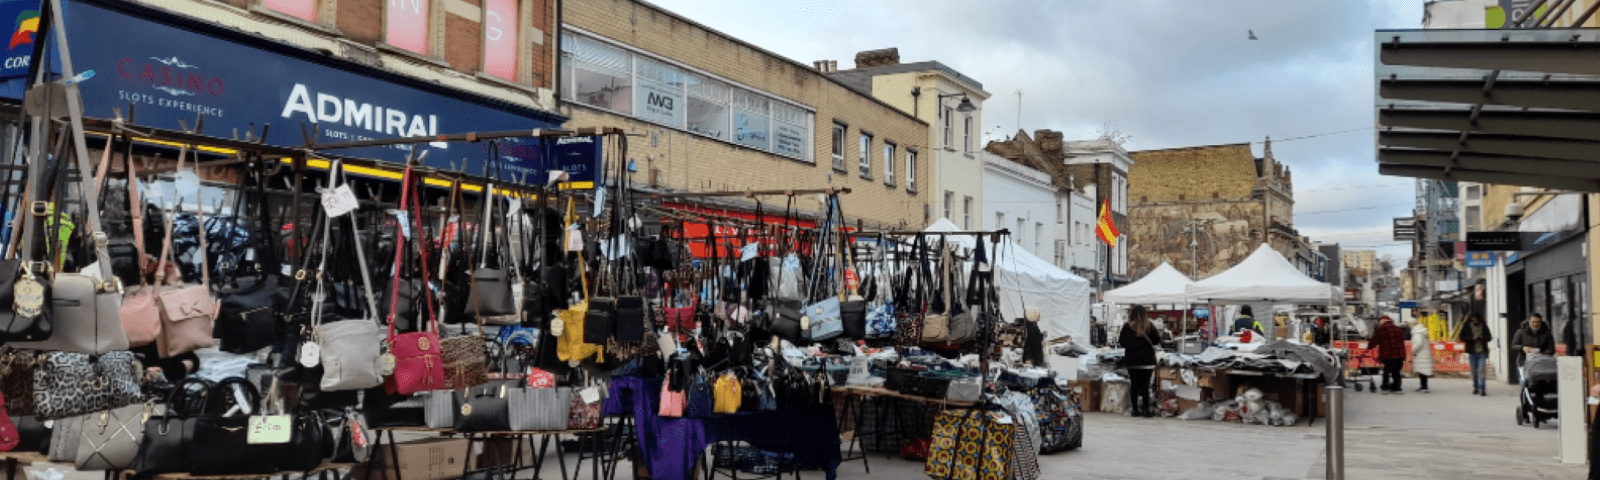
[1034,129,1064,156]
[854,48,900,69]
[812,60,838,73]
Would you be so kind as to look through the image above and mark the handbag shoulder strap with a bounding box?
[478,183,495,270]
[387,167,413,338]
[194,161,211,290]
[332,160,379,322]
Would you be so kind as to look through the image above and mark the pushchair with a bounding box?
[1516,353,1559,428]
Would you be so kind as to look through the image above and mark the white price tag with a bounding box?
[740,243,758,262]
[580,387,601,404]
[565,230,583,252]
[298,342,321,368]
[321,184,359,217]
[247,415,292,444]
[390,210,412,239]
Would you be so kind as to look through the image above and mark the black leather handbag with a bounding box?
[361,386,426,428]
[584,297,616,344]
[135,378,213,475]
[216,276,284,354]
[841,299,867,339]
[454,381,514,432]
[767,303,804,342]
[614,296,646,342]
[190,378,284,475]
[278,410,332,472]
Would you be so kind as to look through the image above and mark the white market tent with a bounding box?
[1185,243,1338,304]
[1104,262,1194,305]
[924,219,1092,342]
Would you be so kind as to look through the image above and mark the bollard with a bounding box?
[1325,384,1345,480]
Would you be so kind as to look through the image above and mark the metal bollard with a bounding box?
[1325,385,1345,480]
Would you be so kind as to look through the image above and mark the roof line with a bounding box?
[1130,142,1254,153]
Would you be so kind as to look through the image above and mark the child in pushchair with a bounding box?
[1517,353,1559,427]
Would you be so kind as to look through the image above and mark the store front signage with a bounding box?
[0,0,41,80]
[633,79,684,128]
[1465,251,1497,268]
[48,0,579,184]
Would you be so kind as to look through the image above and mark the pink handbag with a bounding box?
[658,380,685,418]
[153,174,217,358]
[663,294,697,331]
[383,166,446,395]
[117,158,161,347]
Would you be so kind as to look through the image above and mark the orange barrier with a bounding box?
[1334,340,1472,373]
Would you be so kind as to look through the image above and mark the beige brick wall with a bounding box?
[561,0,931,228]
[1128,143,1258,203]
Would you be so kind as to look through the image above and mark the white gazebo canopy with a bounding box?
[1185,244,1337,304]
[923,219,1092,343]
[1104,262,1194,306]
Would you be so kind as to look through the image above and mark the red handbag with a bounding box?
[663,293,697,331]
[384,166,446,395]
[0,390,18,452]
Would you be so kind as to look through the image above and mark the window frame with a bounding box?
[964,196,974,230]
[831,122,847,172]
[905,149,918,192]
[381,0,440,58]
[883,141,896,186]
[478,0,529,83]
[944,191,954,221]
[964,115,972,153]
[255,0,330,27]
[942,107,953,149]
[858,131,873,180]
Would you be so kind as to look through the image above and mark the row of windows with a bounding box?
[561,32,813,161]
[832,123,917,192]
[259,0,530,83]
[944,192,973,229]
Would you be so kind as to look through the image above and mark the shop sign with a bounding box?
[1393,217,1418,241]
[633,78,684,128]
[1344,288,1359,301]
[773,122,804,158]
[0,0,42,80]
[481,0,518,81]
[1464,251,1497,268]
[53,0,581,184]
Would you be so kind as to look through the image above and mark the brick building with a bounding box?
[1126,139,1297,280]
[986,130,1131,286]
[557,0,931,228]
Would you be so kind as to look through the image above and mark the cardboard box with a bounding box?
[1157,367,1180,381]
[1068,380,1101,413]
[352,437,471,480]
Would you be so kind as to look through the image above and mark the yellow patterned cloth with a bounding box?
[925,410,1016,480]
[713,373,742,414]
[556,300,604,362]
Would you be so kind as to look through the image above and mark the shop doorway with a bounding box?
[1505,270,1525,384]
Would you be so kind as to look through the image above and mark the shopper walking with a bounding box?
[1458,314,1493,396]
[1411,320,1434,393]
[1120,306,1163,417]
[1511,313,1556,368]
[1372,315,1407,394]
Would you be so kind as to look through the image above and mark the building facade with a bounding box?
[1126,140,1297,280]
[824,49,990,229]
[558,0,931,227]
[986,130,1131,287]
[981,152,1056,260]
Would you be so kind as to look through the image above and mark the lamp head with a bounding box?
[955,96,977,113]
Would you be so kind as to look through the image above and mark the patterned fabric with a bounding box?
[1373,321,1407,360]
[0,389,18,452]
[1008,425,1039,480]
[925,410,1015,480]
[31,351,144,420]
[894,310,924,347]
[865,303,895,338]
[0,351,39,416]
[440,335,488,390]
[568,392,602,429]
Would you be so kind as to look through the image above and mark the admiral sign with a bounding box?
[54,0,589,184]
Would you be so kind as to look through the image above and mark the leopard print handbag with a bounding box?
[31,351,145,420]
[0,350,39,416]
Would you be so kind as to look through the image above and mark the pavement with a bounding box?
[18,377,1589,480]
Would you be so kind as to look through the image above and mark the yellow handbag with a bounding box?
[713,372,742,414]
[556,199,604,362]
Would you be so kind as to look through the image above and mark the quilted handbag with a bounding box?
[384,166,446,396]
[73,402,152,471]
[189,378,282,475]
[455,381,514,432]
[658,381,685,418]
[568,389,602,429]
[509,386,570,431]
[685,373,715,418]
[805,297,843,341]
[32,351,144,420]
[925,409,1016,480]
[712,372,742,414]
[0,350,38,416]
[0,391,16,452]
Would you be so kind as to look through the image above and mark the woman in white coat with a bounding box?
[1411,321,1435,393]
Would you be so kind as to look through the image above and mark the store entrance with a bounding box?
[1504,270,1525,385]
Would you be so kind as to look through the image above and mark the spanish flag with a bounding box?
[9,10,38,50]
[1096,198,1119,248]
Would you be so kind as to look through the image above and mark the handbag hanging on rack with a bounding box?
[471,179,518,324]
[439,181,490,391]
[384,165,447,395]
[148,148,218,358]
[216,157,287,354]
[555,198,604,363]
[313,160,387,392]
[31,350,144,420]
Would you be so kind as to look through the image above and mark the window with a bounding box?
[482,0,519,81]
[942,107,953,148]
[1035,222,1043,254]
[1056,198,1063,224]
[261,0,318,21]
[687,73,731,140]
[944,191,954,220]
[1017,218,1025,242]
[964,115,972,153]
[567,35,631,114]
[732,89,771,151]
[385,0,431,55]
[858,132,873,179]
[635,57,686,126]
[831,123,846,171]
[883,142,896,186]
[771,102,808,160]
[1465,184,1482,200]
[996,212,1005,231]
[906,149,918,191]
[1054,240,1066,268]
[1465,205,1482,232]
[963,196,973,229]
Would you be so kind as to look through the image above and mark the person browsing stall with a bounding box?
[1120,306,1164,418]
[1372,315,1407,394]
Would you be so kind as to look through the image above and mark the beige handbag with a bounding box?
[921,245,954,343]
[154,150,217,358]
[119,148,161,347]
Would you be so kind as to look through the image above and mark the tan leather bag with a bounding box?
[154,150,217,358]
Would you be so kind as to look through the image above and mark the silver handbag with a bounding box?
[310,166,385,392]
[946,376,982,403]
[48,413,86,462]
[509,387,571,431]
[74,402,152,471]
[423,391,459,429]
[12,272,128,354]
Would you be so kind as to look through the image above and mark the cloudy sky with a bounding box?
[649,0,1426,261]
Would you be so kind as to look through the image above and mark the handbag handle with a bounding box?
[386,166,440,339]
[334,161,381,323]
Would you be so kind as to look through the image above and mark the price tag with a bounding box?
[565,230,583,252]
[740,243,758,262]
[298,342,321,367]
[321,184,359,217]
[247,415,292,444]
[349,415,369,448]
[550,317,565,337]
[580,387,601,404]
[379,353,396,376]
[389,210,411,239]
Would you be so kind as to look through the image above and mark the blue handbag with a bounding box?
[804,297,843,341]
[686,372,716,418]
[865,302,896,338]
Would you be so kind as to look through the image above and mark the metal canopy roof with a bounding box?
[1375,28,1600,190]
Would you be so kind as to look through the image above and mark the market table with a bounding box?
[0,452,46,480]
[830,385,978,468]
[454,428,609,480]
[605,376,841,480]
[152,463,355,480]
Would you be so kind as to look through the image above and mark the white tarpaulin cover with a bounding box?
[1104,262,1194,305]
[1185,244,1337,304]
[923,219,1091,342]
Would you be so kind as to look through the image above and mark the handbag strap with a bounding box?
[332,160,380,323]
[386,166,439,340]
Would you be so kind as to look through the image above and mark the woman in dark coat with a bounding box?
[1120,306,1163,418]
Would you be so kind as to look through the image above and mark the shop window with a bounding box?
[385,0,431,55]
[771,102,808,161]
[687,73,730,140]
[858,132,872,179]
[732,88,770,151]
[570,36,632,114]
[942,107,953,148]
[831,123,846,171]
[482,0,519,81]
[965,196,974,229]
[261,0,318,22]
[883,142,896,186]
[906,149,917,192]
[634,57,686,128]
[945,191,954,220]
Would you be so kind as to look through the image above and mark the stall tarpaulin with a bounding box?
[1104,262,1194,306]
[923,219,1091,343]
[1184,244,1337,304]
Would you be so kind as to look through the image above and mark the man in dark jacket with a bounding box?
[1511,313,1556,369]
[1232,306,1262,335]
[1457,314,1493,396]
[1372,315,1407,394]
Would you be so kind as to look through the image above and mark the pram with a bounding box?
[1516,353,1559,428]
